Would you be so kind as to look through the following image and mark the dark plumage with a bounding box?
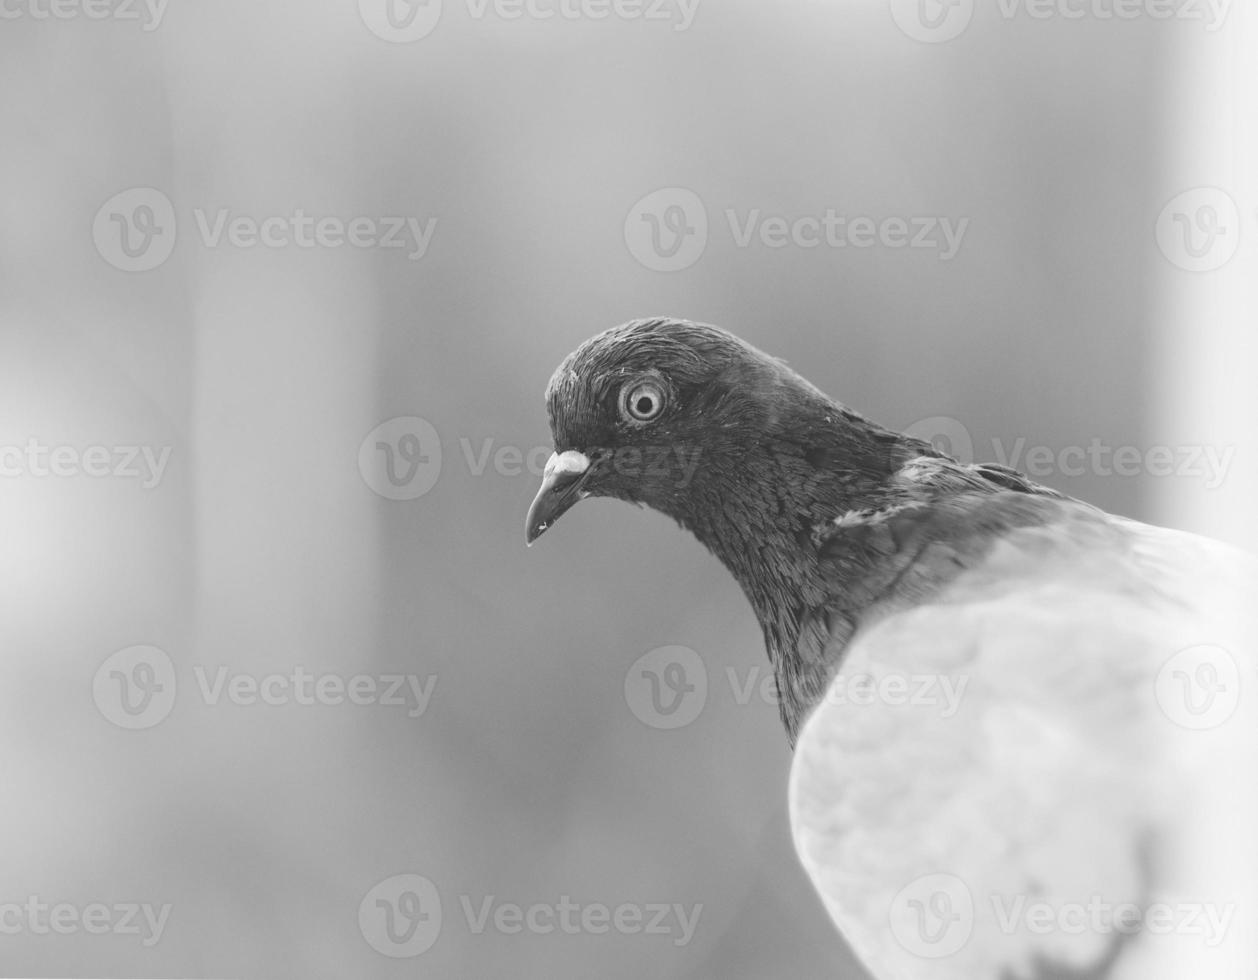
[526,317,1065,741]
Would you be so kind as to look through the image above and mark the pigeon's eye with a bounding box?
[620,380,666,424]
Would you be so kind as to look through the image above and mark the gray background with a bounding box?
[1,0,1254,977]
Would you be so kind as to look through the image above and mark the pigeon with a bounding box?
[525,317,1257,980]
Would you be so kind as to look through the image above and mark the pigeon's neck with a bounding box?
[672,405,928,637]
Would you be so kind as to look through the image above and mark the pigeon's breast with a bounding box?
[789,509,1258,980]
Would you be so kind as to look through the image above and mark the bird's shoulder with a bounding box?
[782,456,1089,726]
[811,453,1079,577]
[788,467,1258,980]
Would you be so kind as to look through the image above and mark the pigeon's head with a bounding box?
[525,317,831,544]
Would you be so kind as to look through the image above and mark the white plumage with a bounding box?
[790,510,1258,980]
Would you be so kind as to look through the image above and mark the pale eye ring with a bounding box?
[620,380,666,423]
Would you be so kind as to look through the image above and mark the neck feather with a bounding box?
[667,404,924,632]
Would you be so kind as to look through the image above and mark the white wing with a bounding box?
[790,514,1258,980]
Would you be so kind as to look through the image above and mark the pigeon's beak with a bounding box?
[526,450,593,545]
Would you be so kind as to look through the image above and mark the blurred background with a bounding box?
[0,0,1254,976]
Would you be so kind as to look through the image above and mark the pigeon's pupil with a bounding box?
[622,380,664,422]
